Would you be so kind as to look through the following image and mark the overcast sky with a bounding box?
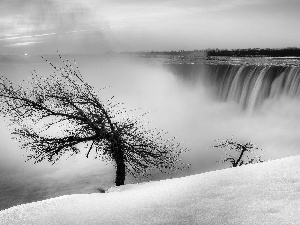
[0,0,300,54]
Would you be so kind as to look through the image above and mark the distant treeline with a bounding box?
[207,47,300,57]
[121,48,300,57]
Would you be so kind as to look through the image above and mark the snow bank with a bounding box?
[1,155,300,224]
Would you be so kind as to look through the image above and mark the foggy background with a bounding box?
[1,55,300,209]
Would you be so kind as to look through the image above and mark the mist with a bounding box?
[1,54,300,209]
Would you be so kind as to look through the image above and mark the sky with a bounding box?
[0,0,300,54]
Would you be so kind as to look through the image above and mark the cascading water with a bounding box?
[167,63,300,111]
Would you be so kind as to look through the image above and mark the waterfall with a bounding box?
[167,63,300,111]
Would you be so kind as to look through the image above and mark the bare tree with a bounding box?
[0,55,189,186]
[214,138,264,168]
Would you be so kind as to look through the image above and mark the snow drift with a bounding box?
[1,155,300,225]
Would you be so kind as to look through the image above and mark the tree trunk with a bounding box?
[114,150,126,186]
[235,147,246,167]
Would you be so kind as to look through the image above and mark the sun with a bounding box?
[24,53,28,56]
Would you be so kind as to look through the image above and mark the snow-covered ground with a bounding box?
[1,155,300,225]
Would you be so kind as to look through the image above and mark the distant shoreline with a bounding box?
[136,54,300,66]
[1,52,300,67]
